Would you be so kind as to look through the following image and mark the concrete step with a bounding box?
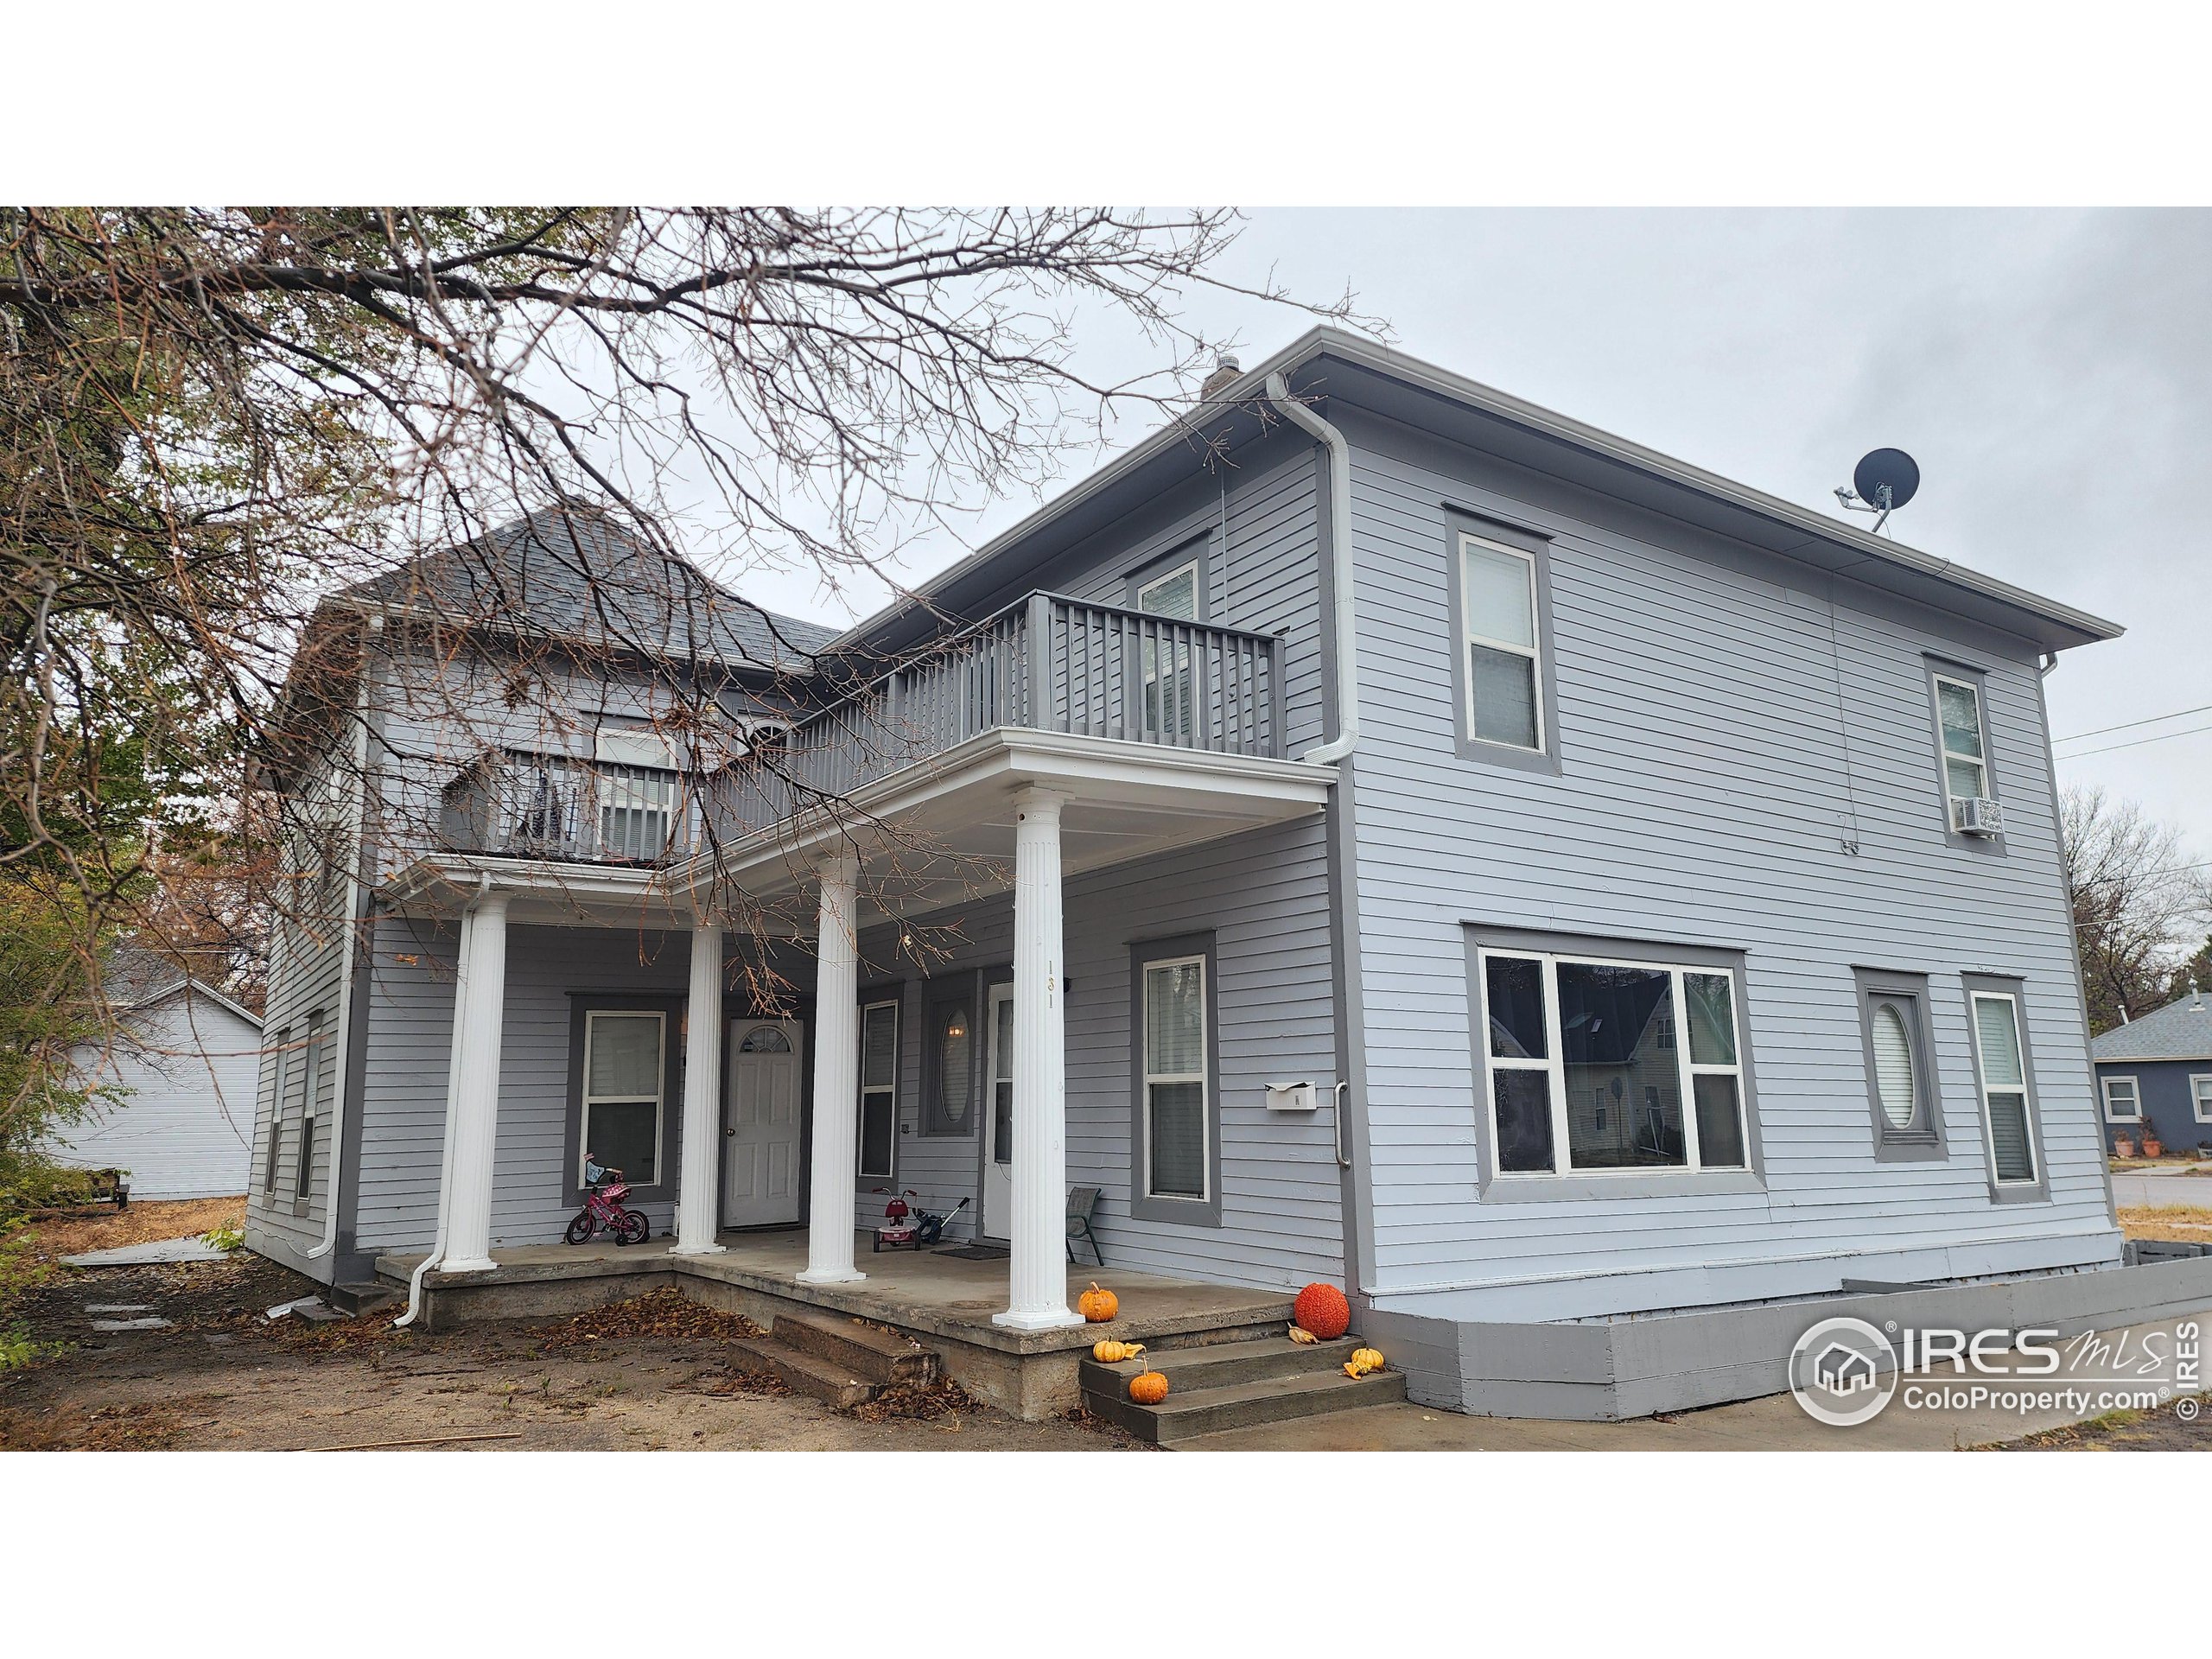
[728,1334,878,1410]
[770,1310,936,1385]
[1084,1367,1407,1445]
[329,1281,401,1318]
[1079,1334,1364,1396]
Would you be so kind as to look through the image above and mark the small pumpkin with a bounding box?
[1128,1363,1170,1405]
[1293,1281,1351,1342]
[1092,1338,1146,1363]
[1344,1346,1385,1377]
[1287,1325,1319,1345]
[1078,1282,1119,1324]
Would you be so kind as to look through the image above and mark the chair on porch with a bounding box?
[1066,1185,1103,1266]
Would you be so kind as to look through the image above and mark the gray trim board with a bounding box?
[1852,966,1947,1163]
[1127,930,1224,1227]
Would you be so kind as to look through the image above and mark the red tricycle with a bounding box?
[565,1176,650,1247]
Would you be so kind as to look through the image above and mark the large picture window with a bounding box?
[1459,533,1543,753]
[580,1010,665,1185]
[1478,948,1751,1177]
[857,999,899,1178]
[1142,955,1209,1200]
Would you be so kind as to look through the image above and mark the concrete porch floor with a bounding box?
[374,1228,1295,1420]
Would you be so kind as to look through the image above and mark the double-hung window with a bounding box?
[2101,1075,2142,1123]
[1967,989,2038,1186]
[263,1027,292,1192]
[1932,673,1996,831]
[1478,948,1751,1177]
[580,1010,666,1185]
[1142,955,1210,1201]
[1137,560,1198,744]
[293,1010,325,1205]
[2193,1075,2212,1125]
[1459,533,1544,753]
[857,999,899,1178]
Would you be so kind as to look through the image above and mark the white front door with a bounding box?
[723,1020,803,1228]
[982,983,1014,1240]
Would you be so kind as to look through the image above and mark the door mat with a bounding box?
[935,1244,1009,1261]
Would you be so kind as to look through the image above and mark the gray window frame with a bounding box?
[562,992,686,1206]
[1959,973,2049,1203]
[856,994,901,1180]
[1853,969,1945,1161]
[921,985,977,1139]
[262,1024,292,1193]
[1923,656,2005,855]
[1128,931,1222,1227]
[1446,509,1562,776]
[1122,535,1210,620]
[1464,925,1765,1201]
[291,1008,326,1215]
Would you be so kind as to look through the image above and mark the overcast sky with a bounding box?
[746,208,2209,857]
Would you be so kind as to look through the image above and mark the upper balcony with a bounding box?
[717,590,1291,836]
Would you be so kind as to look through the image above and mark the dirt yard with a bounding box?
[2118,1204,2212,1243]
[17,1195,245,1262]
[1992,1401,2209,1452]
[0,1215,1139,1452]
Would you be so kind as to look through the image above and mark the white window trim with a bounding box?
[856,998,899,1179]
[1477,947,1749,1179]
[2101,1073,2143,1123]
[1459,532,1546,754]
[1136,559,1198,617]
[578,1009,667,1187]
[1967,989,2038,1186]
[2191,1074,2212,1125]
[1932,672,1993,811]
[1141,952,1211,1203]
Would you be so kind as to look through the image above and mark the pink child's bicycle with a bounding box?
[565,1173,650,1247]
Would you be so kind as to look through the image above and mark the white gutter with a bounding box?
[307,616,378,1262]
[394,874,488,1327]
[1265,371,1358,766]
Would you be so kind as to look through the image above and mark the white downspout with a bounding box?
[394,875,487,1327]
[1265,370,1358,765]
[308,617,379,1262]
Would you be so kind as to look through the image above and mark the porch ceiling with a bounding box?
[682,727,1337,925]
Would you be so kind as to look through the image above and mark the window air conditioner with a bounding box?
[1952,796,2004,837]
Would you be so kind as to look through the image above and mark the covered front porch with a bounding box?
[375,1227,1295,1418]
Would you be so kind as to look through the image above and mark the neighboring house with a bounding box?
[54,978,263,1199]
[2091,987,2212,1154]
[247,327,2157,1417]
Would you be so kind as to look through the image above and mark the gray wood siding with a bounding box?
[245,756,352,1268]
[1338,410,2120,1321]
[846,815,1344,1290]
[352,918,696,1253]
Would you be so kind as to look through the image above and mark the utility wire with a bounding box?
[2057,721,2212,760]
[2054,701,2212,745]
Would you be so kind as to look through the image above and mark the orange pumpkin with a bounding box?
[1293,1281,1351,1341]
[1078,1282,1119,1323]
[1128,1366,1170,1405]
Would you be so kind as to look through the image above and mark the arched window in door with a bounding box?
[738,1025,791,1054]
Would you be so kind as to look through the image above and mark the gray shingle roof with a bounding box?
[346,506,839,674]
[2091,991,2212,1063]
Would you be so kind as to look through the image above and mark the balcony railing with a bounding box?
[441,750,693,865]
[718,591,1287,832]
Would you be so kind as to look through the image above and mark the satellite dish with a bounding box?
[1834,448,1920,531]
[1852,448,1920,512]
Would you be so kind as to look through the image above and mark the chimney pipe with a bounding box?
[1199,353,1243,401]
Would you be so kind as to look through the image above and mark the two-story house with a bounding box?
[246,329,2211,1425]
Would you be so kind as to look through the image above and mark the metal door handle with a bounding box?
[1334,1079,1351,1168]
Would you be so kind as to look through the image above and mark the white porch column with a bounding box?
[996,788,1082,1330]
[798,853,865,1285]
[672,920,728,1255]
[442,890,511,1272]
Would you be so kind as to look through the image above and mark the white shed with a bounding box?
[53,980,264,1200]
